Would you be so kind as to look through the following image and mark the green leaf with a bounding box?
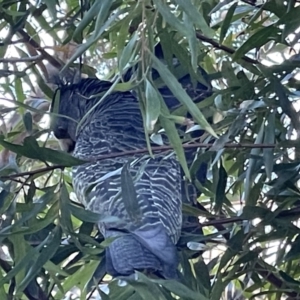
[214,161,227,213]
[0,136,85,167]
[14,77,25,103]
[23,112,32,134]
[233,25,279,60]
[263,111,275,179]
[50,84,61,121]
[227,229,244,252]
[159,114,190,180]
[55,260,99,299]
[152,0,188,36]
[234,250,259,266]
[118,31,138,73]
[149,52,217,138]
[210,275,228,300]
[93,0,114,38]
[145,79,161,132]
[218,248,236,273]
[241,206,271,220]
[9,234,28,287]
[73,1,105,40]
[98,288,111,300]
[0,246,38,287]
[277,6,300,39]
[108,280,135,299]
[183,12,198,73]
[194,260,211,294]
[279,270,300,286]
[0,234,51,286]
[0,271,7,299]
[59,182,73,232]
[121,162,142,222]
[126,281,160,300]
[34,12,61,42]
[63,2,122,71]
[219,2,238,44]
[69,202,121,224]
[285,235,300,261]
[182,203,213,218]
[174,0,214,37]
[244,121,264,206]
[130,272,169,300]
[17,227,62,293]
[1,7,27,17]
[152,279,209,300]
[41,0,58,19]
[0,186,58,237]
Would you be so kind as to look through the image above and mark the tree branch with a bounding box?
[0,55,43,63]
[1,11,62,70]
[0,39,25,46]
[200,206,300,227]
[0,142,276,180]
[17,29,62,69]
[240,0,262,7]
[195,32,259,65]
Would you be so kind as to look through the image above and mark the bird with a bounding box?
[51,46,211,279]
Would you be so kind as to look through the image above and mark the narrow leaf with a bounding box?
[152,0,188,36]
[73,1,104,39]
[17,227,62,293]
[118,32,138,73]
[244,122,264,206]
[159,114,190,180]
[0,136,85,167]
[23,112,32,134]
[214,161,227,213]
[69,202,120,224]
[233,25,279,60]
[174,0,214,37]
[150,53,217,138]
[153,279,209,300]
[145,79,161,132]
[219,2,238,44]
[263,111,275,179]
[121,163,142,222]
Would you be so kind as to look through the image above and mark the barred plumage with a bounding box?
[51,58,211,278]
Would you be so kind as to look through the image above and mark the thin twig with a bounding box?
[201,216,243,227]
[200,206,300,227]
[0,143,276,180]
[1,165,65,180]
[240,0,262,7]
[1,12,62,70]
[84,142,276,161]
[0,39,25,46]
[195,32,259,65]
[0,55,43,63]
[87,142,275,159]
[17,29,62,69]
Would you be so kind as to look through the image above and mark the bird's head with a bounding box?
[50,86,81,153]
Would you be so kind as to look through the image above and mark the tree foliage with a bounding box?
[1,0,300,299]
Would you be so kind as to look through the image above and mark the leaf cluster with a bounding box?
[1,0,300,299]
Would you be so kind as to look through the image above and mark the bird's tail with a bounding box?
[105,228,179,279]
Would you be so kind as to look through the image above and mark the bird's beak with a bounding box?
[58,138,76,153]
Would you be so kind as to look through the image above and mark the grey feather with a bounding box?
[51,50,211,277]
[52,79,182,278]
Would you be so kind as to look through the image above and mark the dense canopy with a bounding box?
[1,0,300,299]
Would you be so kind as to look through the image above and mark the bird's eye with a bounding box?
[54,126,70,139]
